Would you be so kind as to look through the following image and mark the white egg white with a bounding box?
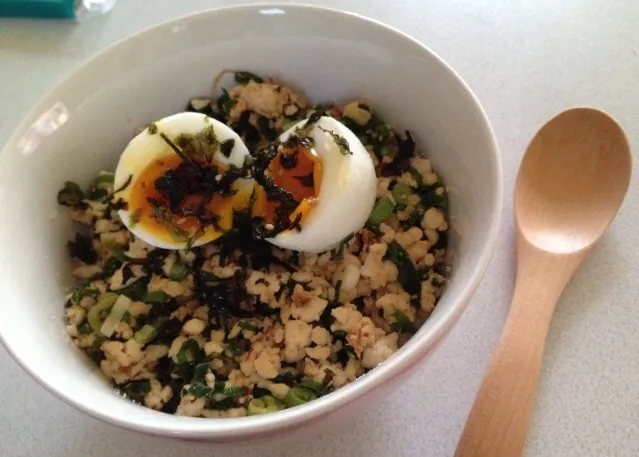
[114,112,252,249]
[268,116,377,253]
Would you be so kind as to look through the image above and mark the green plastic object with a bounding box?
[0,0,77,18]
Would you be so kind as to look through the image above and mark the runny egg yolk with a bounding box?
[252,144,323,225]
[128,155,247,244]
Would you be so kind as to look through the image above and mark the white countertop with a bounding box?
[1,1,638,456]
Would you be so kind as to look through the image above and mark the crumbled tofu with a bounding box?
[246,271,281,304]
[360,243,398,289]
[177,395,206,417]
[422,207,445,231]
[343,101,372,126]
[267,382,290,399]
[65,306,86,326]
[229,81,308,121]
[182,318,206,336]
[61,81,451,418]
[283,320,312,363]
[254,350,281,379]
[305,345,331,360]
[290,285,328,323]
[362,333,399,368]
[147,274,185,297]
[311,326,331,346]
[73,264,102,279]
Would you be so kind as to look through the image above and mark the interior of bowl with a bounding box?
[0,4,501,440]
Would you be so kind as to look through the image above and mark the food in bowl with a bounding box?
[57,71,450,418]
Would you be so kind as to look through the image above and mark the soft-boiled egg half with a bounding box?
[114,112,253,249]
[253,116,377,253]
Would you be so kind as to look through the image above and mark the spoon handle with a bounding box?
[454,243,583,457]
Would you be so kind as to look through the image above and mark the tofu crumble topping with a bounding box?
[58,72,450,417]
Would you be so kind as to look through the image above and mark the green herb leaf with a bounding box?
[217,88,233,115]
[419,186,448,208]
[72,286,98,304]
[222,386,245,398]
[186,382,211,398]
[385,241,421,296]
[103,256,123,276]
[77,322,91,334]
[390,311,413,333]
[224,339,244,357]
[57,181,85,207]
[192,362,210,383]
[88,186,109,201]
[142,290,169,303]
[318,127,351,155]
[129,208,142,228]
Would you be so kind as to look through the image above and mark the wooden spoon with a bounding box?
[454,108,632,457]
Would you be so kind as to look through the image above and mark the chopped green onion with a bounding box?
[95,171,115,185]
[100,295,132,337]
[234,71,264,85]
[247,396,283,415]
[175,338,202,364]
[385,242,421,296]
[87,292,119,334]
[133,324,157,345]
[284,387,317,408]
[391,183,412,204]
[367,196,396,227]
[391,311,413,333]
[57,181,85,207]
[298,379,329,396]
[237,320,258,332]
[169,260,187,281]
[142,290,169,303]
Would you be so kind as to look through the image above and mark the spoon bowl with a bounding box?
[516,108,632,254]
[456,107,632,457]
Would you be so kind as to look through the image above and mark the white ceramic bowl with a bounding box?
[0,4,501,442]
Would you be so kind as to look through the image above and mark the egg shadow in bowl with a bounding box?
[0,4,501,442]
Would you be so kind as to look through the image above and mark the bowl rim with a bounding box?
[0,2,503,439]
